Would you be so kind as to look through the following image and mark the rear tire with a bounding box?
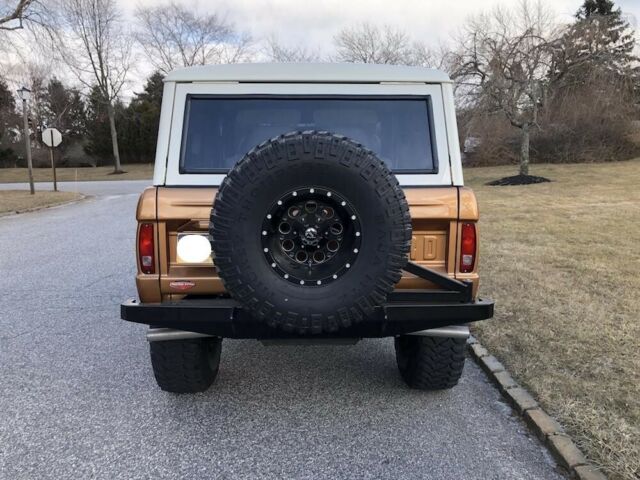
[149,337,222,393]
[394,335,466,390]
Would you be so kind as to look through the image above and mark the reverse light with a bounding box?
[138,223,155,274]
[177,233,212,264]
[459,222,476,273]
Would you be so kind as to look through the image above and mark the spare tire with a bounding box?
[210,131,411,334]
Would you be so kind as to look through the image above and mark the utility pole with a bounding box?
[17,87,35,195]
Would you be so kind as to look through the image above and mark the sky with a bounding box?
[116,0,640,96]
[4,0,639,98]
[126,0,640,56]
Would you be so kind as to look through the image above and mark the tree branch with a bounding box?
[0,0,33,30]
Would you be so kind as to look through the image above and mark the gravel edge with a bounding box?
[467,335,608,480]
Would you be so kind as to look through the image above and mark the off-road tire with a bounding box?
[394,335,466,390]
[210,131,411,335]
[149,337,222,393]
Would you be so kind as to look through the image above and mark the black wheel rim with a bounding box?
[261,187,362,286]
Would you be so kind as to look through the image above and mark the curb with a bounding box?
[467,335,607,480]
[0,194,89,218]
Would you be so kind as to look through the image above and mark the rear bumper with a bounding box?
[120,291,494,339]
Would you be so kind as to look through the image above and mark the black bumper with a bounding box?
[120,290,494,339]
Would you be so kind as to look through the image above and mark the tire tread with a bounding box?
[395,336,466,390]
[150,338,221,393]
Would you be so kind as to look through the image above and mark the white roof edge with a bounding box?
[164,63,452,84]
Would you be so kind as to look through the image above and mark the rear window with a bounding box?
[179,96,437,174]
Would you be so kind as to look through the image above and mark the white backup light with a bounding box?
[177,234,212,264]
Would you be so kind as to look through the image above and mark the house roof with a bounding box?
[164,63,451,84]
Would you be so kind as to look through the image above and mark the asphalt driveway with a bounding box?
[0,181,564,479]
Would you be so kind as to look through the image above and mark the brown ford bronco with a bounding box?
[121,63,494,393]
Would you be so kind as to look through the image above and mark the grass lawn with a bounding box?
[0,164,154,183]
[0,190,83,215]
[465,159,640,480]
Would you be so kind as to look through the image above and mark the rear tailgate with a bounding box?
[138,186,479,301]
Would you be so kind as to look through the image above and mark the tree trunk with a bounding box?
[107,103,123,173]
[519,123,530,176]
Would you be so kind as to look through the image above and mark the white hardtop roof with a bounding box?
[164,63,451,84]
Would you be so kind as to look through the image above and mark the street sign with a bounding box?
[42,128,62,191]
[42,128,62,148]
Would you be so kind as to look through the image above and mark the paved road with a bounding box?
[0,181,564,479]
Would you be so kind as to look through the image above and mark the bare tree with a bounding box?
[412,41,458,71]
[0,1,59,62]
[264,36,321,62]
[453,0,558,176]
[334,23,414,64]
[135,2,252,74]
[333,22,451,71]
[21,61,49,146]
[58,0,131,173]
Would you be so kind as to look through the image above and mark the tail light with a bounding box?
[138,223,155,274]
[459,222,476,273]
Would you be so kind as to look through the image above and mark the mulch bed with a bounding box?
[486,174,551,186]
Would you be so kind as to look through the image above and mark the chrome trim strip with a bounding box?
[406,325,470,339]
[146,328,213,342]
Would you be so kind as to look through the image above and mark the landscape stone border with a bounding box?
[467,335,607,480]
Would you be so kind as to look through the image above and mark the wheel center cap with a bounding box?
[304,227,318,240]
[303,227,319,245]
